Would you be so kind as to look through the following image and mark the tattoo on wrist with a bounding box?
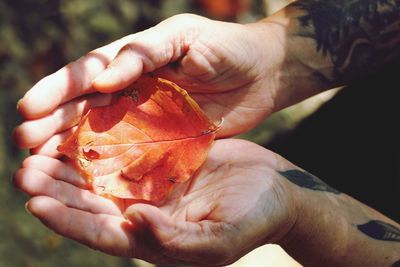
[292,0,400,82]
[278,169,341,194]
[357,220,400,242]
[392,259,400,267]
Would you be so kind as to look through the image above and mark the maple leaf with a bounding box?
[58,75,218,203]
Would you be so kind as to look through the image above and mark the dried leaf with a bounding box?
[58,76,218,203]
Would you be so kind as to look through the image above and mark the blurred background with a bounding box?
[0,0,336,266]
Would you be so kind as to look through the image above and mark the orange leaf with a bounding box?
[58,76,218,203]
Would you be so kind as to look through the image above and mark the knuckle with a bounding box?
[120,41,153,55]
[118,42,158,72]
[13,168,26,188]
[64,59,86,93]
[21,155,37,168]
[77,190,92,209]
[167,13,201,24]
[118,42,149,60]
[53,179,62,200]
[119,42,137,53]
[12,126,27,148]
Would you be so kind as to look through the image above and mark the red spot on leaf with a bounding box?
[82,148,100,160]
[58,76,218,203]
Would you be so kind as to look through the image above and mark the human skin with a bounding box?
[14,139,400,266]
[14,139,298,265]
[13,0,400,266]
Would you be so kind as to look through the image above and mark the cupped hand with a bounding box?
[13,139,298,265]
[14,14,285,152]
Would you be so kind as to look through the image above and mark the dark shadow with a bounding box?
[266,62,400,222]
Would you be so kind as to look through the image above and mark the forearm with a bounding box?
[254,0,400,111]
[277,169,400,267]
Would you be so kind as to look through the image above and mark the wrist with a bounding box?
[276,184,352,266]
[259,170,301,246]
[275,174,400,267]
[250,6,340,112]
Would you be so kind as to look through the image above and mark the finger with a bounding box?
[125,204,185,260]
[14,168,121,216]
[21,155,86,188]
[91,44,145,93]
[30,127,77,158]
[26,196,131,256]
[126,203,233,265]
[14,93,112,149]
[17,35,135,119]
[92,21,187,93]
[125,203,174,231]
[125,204,194,256]
[27,196,183,262]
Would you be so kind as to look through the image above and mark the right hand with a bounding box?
[14,139,299,265]
[14,14,287,155]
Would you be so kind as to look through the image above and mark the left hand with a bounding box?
[13,14,286,154]
[13,139,298,265]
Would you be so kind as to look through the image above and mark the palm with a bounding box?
[151,17,277,137]
[15,139,295,265]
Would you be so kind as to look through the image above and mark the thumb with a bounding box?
[92,21,188,93]
[91,42,149,93]
[124,204,173,234]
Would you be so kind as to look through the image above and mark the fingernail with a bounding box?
[25,202,32,215]
[123,211,146,231]
[124,209,142,223]
[93,69,112,85]
[16,99,22,110]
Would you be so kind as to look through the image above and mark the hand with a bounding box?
[13,139,298,265]
[14,14,287,153]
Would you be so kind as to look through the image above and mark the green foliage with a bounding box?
[0,1,190,266]
[0,1,294,267]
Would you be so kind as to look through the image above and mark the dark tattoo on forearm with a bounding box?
[293,0,400,82]
[279,169,341,194]
[357,220,400,242]
[392,259,400,267]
